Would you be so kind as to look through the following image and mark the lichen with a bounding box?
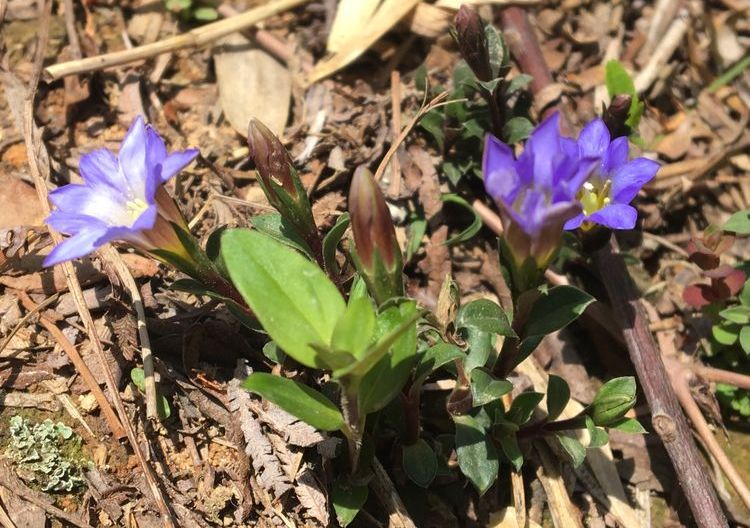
[4,416,89,492]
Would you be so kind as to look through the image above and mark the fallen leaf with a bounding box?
[214,34,291,137]
[0,173,43,228]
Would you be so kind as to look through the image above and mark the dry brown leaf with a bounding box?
[295,468,330,526]
[0,174,43,228]
[310,0,421,83]
[215,34,291,136]
[227,361,293,498]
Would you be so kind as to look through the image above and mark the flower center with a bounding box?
[126,198,149,223]
[578,179,611,217]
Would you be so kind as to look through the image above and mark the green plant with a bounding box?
[165,0,218,22]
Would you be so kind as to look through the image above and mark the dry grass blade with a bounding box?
[326,0,382,54]
[374,91,454,181]
[310,0,421,83]
[534,442,584,528]
[100,245,159,421]
[43,0,309,81]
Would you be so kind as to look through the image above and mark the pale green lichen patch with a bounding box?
[4,416,90,492]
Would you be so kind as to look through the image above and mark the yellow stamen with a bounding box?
[126,198,149,222]
[578,179,612,217]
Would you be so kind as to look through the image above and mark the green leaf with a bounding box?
[261,341,286,364]
[456,299,515,337]
[170,278,261,331]
[546,375,570,421]
[130,367,146,391]
[334,302,419,379]
[419,110,445,150]
[323,213,350,276]
[507,392,544,425]
[589,377,637,426]
[484,24,509,79]
[585,416,609,448]
[356,301,420,413]
[555,433,586,467]
[454,414,499,494]
[402,439,437,488]
[712,322,739,346]
[463,326,496,373]
[440,194,483,246]
[740,279,750,306]
[331,297,376,360]
[498,433,523,471]
[470,369,513,407]
[130,368,171,420]
[604,60,644,129]
[504,74,533,95]
[243,373,344,431]
[413,343,464,390]
[609,417,647,434]
[193,6,218,20]
[250,213,312,257]
[221,229,346,368]
[724,209,750,235]
[719,306,750,325]
[331,482,368,527]
[524,286,595,338]
[502,117,534,144]
[740,326,750,355]
[406,213,427,261]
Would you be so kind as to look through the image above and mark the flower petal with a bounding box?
[603,136,628,174]
[45,210,107,235]
[577,118,610,159]
[564,213,585,230]
[483,134,520,202]
[118,115,151,199]
[587,203,638,229]
[43,227,111,266]
[79,149,124,191]
[160,148,199,183]
[611,157,659,203]
[49,183,128,225]
[524,112,562,188]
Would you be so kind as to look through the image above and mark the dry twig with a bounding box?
[43,0,308,81]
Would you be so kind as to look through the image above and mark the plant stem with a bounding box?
[341,384,364,473]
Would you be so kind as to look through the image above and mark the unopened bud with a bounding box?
[247,119,297,201]
[602,94,632,139]
[589,377,637,427]
[247,119,319,256]
[454,5,492,82]
[349,166,404,304]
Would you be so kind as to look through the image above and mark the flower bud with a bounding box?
[247,119,298,201]
[588,377,637,426]
[602,94,632,139]
[454,5,492,82]
[247,119,320,257]
[349,166,404,304]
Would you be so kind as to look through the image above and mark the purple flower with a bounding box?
[44,116,198,266]
[483,113,590,267]
[564,118,659,230]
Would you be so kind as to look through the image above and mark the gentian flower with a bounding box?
[564,118,659,231]
[483,113,592,269]
[44,116,198,266]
